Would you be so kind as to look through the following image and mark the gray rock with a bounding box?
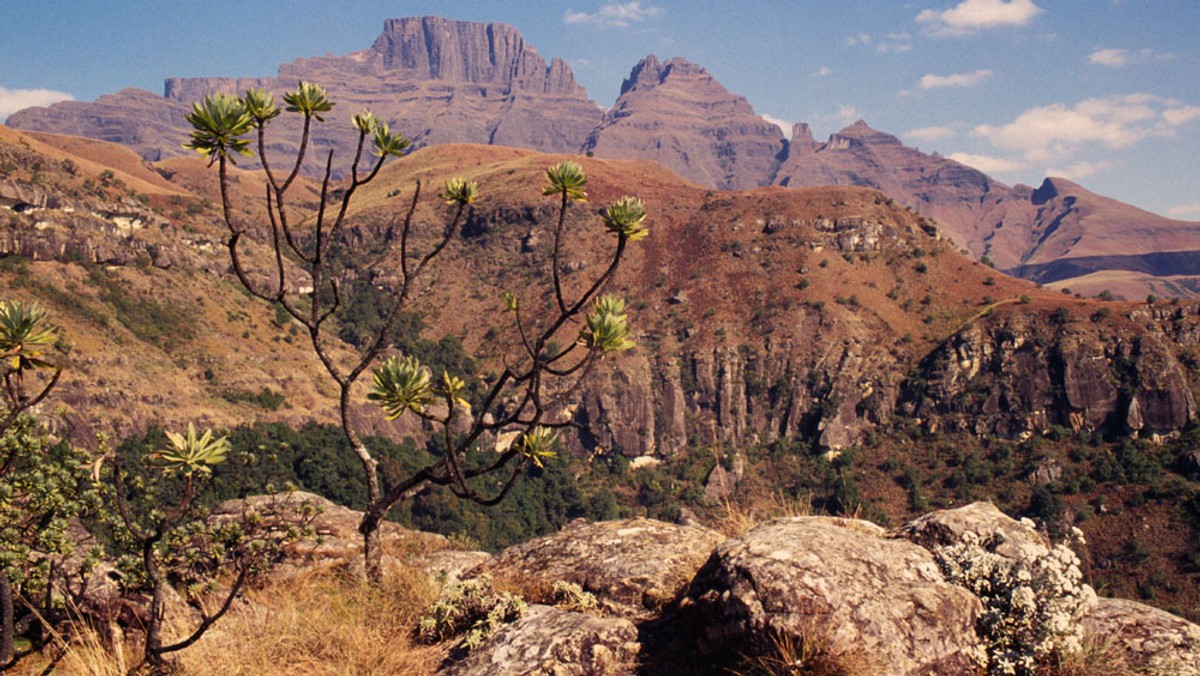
[476,518,724,619]
[679,516,984,675]
[897,501,1051,561]
[439,604,639,676]
[1081,597,1200,675]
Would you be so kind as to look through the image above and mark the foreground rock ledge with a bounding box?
[440,605,640,676]
[678,516,984,675]
[472,517,724,619]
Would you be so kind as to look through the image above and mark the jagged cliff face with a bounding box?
[583,56,785,190]
[579,303,1200,458]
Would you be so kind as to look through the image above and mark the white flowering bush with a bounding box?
[935,529,1091,675]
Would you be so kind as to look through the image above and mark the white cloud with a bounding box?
[1088,48,1129,67]
[919,69,993,89]
[1164,106,1200,126]
[1167,203,1200,219]
[837,105,862,126]
[813,66,833,78]
[972,94,1195,165]
[847,32,911,52]
[948,152,1028,174]
[907,125,958,142]
[1088,47,1175,68]
[917,0,1044,35]
[762,115,793,138]
[1044,160,1114,180]
[949,94,1200,180]
[0,86,73,121]
[563,2,663,28]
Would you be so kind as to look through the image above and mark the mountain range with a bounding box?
[7,15,1200,298]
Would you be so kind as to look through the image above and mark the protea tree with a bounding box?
[189,83,649,582]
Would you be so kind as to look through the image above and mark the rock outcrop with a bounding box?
[473,518,724,620]
[583,56,785,190]
[906,309,1196,439]
[440,605,640,676]
[898,501,1051,561]
[1081,597,1200,675]
[678,516,985,674]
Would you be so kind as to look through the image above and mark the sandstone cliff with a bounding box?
[12,17,602,170]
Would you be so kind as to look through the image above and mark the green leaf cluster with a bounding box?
[368,355,434,419]
[439,177,480,206]
[580,295,635,353]
[517,427,558,469]
[543,160,588,202]
[601,196,649,241]
[183,93,254,165]
[153,423,230,478]
[0,300,56,371]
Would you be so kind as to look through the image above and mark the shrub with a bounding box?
[417,574,526,651]
[936,530,1091,675]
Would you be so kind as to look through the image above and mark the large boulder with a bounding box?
[208,492,488,581]
[439,604,640,676]
[897,501,1051,560]
[678,516,984,675]
[1081,597,1200,675]
[475,518,724,619]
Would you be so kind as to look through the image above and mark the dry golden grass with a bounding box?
[9,563,445,675]
[714,490,814,538]
[1051,634,1139,676]
[174,567,444,676]
[732,626,882,676]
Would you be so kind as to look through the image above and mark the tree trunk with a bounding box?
[361,513,383,584]
[142,541,167,671]
[1,575,14,667]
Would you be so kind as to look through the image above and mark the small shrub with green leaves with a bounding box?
[935,529,1092,675]
[106,426,319,670]
[551,580,598,613]
[0,415,100,667]
[0,300,72,668]
[417,574,526,651]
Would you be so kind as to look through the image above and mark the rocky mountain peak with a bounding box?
[827,119,902,148]
[367,16,583,95]
[585,54,783,190]
[1031,176,1084,205]
[619,54,709,96]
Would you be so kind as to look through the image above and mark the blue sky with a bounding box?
[2,1,1198,219]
